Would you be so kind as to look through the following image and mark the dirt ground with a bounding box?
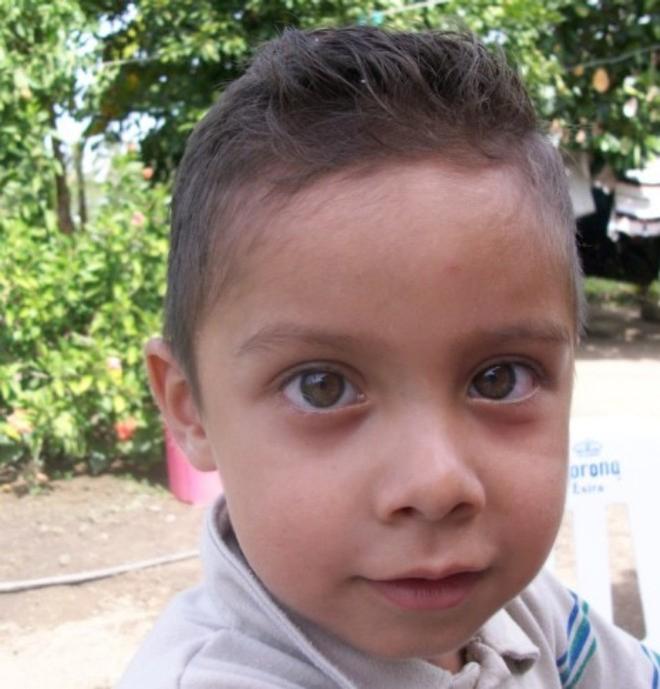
[1,302,660,689]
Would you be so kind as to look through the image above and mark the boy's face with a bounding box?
[162,160,575,669]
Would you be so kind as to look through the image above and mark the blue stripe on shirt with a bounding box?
[642,644,659,689]
[557,593,597,688]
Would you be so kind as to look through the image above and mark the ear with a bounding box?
[144,337,216,471]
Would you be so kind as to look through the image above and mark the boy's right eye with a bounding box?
[282,369,363,411]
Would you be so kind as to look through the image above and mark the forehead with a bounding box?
[226,160,562,281]
[200,159,574,353]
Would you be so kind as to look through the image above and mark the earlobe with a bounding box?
[144,337,216,471]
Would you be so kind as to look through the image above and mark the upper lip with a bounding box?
[376,565,486,582]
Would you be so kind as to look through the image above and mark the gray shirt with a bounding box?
[117,498,659,688]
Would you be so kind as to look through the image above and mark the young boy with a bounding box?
[118,27,658,688]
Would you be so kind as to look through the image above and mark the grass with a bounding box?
[584,277,660,307]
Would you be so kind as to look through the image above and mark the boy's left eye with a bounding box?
[282,369,363,411]
[468,362,538,402]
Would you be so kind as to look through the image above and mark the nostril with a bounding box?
[448,500,480,521]
[392,500,479,523]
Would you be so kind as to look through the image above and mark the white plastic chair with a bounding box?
[554,416,660,649]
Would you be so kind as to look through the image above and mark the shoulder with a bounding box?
[116,499,342,689]
[114,585,228,689]
[507,569,660,688]
[115,580,335,689]
[116,586,325,689]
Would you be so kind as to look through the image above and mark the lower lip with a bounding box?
[369,572,482,611]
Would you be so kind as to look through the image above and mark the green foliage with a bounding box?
[585,277,660,307]
[0,154,168,475]
[544,0,658,174]
[0,0,94,215]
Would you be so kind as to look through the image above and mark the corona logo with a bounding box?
[572,438,603,458]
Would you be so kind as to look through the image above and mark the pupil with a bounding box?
[474,365,515,399]
[300,372,344,408]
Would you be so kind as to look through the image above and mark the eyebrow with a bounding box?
[235,319,572,357]
[471,321,573,346]
[236,324,365,356]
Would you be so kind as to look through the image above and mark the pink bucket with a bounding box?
[165,427,223,505]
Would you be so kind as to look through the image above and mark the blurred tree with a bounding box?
[545,0,658,176]
[0,0,96,231]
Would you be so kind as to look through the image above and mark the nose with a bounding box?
[374,409,486,524]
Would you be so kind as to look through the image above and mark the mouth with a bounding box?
[368,569,484,611]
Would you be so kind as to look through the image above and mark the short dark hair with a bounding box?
[166,26,582,394]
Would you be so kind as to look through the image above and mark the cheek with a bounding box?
[485,417,569,535]
[227,482,357,614]
[213,400,371,524]
[221,444,361,579]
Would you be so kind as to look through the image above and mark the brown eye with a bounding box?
[300,371,345,408]
[283,368,362,411]
[469,363,537,401]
